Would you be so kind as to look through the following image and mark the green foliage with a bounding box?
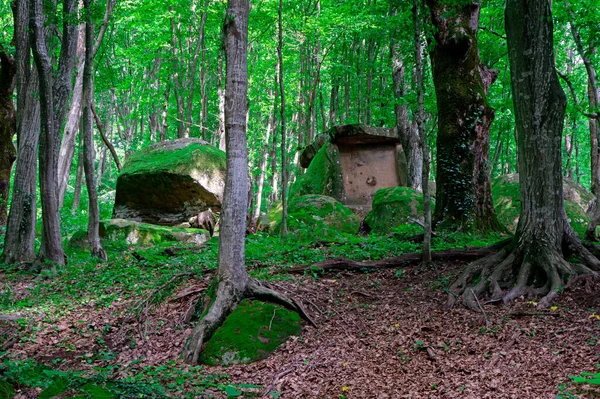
[557,365,600,398]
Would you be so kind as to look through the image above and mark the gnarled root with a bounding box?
[447,235,600,311]
[182,278,315,365]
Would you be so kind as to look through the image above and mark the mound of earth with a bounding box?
[200,300,303,366]
[363,187,425,234]
[493,173,592,234]
[113,138,226,225]
[270,195,360,239]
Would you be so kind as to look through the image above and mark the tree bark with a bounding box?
[426,0,501,232]
[0,48,17,227]
[58,26,85,209]
[4,0,39,264]
[391,40,422,191]
[81,0,106,260]
[448,0,600,310]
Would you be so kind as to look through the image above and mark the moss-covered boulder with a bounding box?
[289,142,345,201]
[493,174,593,235]
[271,195,360,238]
[113,138,226,225]
[199,300,303,366]
[363,187,425,234]
[98,219,210,246]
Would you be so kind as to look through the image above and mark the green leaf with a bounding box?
[224,385,243,397]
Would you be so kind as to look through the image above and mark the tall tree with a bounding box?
[30,0,79,265]
[4,0,40,264]
[278,0,288,238]
[413,0,431,265]
[81,0,109,260]
[182,0,311,364]
[425,0,501,232]
[448,0,600,309]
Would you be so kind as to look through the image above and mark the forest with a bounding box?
[1,0,600,397]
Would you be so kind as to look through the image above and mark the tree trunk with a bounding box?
[184,6,208,138]
[413,0,431,265]
[4,0,38,264]
[448,0,600,310]
[277,0,288,238]
[426,0,501,232]
[0,48,17,228]
[31,0,78,265]
[81,0,106,260]
[183,0,311,365]
[391,40,422,191]
[58,26,85,209]
[216,47,226,151]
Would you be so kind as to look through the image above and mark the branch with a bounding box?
[91,101,122,171]
[289,241,511,274]
[92,0,117,59]
[557,70,599,119]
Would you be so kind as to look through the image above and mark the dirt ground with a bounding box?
[5,261,600,398]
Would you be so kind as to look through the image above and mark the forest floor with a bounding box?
[3,252,600,398]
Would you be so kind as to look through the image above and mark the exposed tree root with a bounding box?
[182,278,315,365]
[447,233,600,310]
[289,240,511,274]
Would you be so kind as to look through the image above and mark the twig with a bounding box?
[268,309,277,331]
[471,289,488,326]
[350,291,376,300]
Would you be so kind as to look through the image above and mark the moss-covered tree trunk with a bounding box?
[448,0,600,310]
[183,0,312,365]
[426,0,501,232]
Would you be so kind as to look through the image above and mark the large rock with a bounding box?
[493,174,593,235]
[291,124,408,208]
[363,187,425,234]
[98,219,210,247]
[113,138,226,225]
[270,195,360,239]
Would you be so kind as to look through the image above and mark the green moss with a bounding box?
[364,187,426,234]
[271,195,359,240]
[99,219,210,246]
[492,174,591,235]
[120,142,226,177]
[200,300,303,366]
[289,143,344,201]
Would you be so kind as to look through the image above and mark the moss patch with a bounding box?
[98,219,210,247]
[199,300,303,366]
[271,195,359,240]
[363,187,426,234]
[289,142,345,201]
[492,174,591,236]
[120,140,225,177]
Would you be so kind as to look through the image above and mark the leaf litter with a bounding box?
[3,260,600,398]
